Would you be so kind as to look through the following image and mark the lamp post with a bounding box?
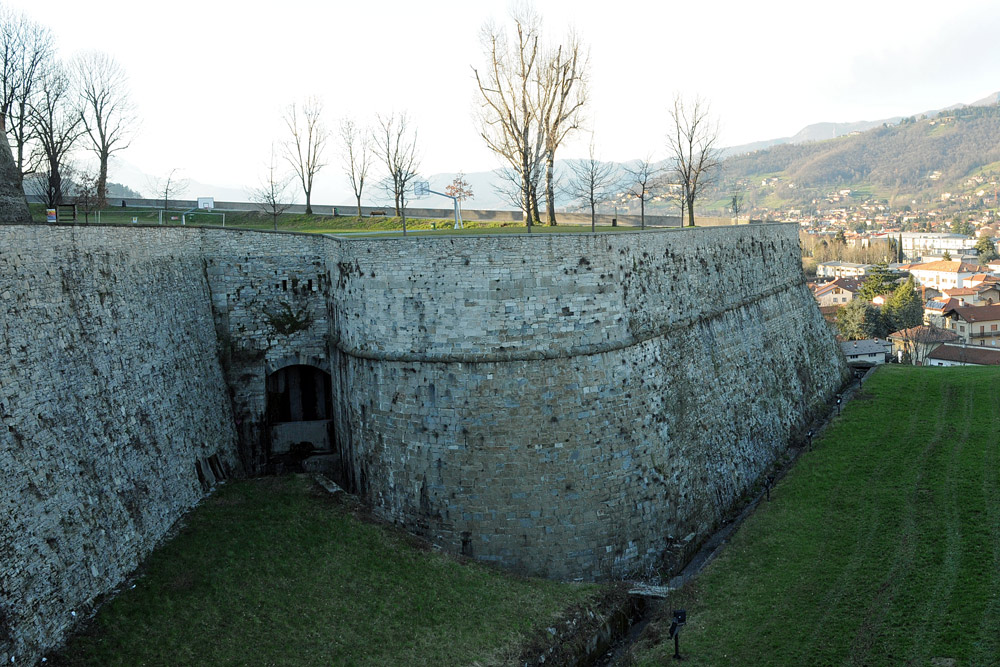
[669,609,687,660]
[836,394,842,416]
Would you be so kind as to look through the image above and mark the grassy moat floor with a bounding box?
[49,476,600,666]
[630,365,1000,665]
[49,365,1000,665]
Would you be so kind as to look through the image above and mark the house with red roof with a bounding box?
[902,260,981,291]
[812,277,863,307]
[925,344,1000,367]
[941,303,1000,347]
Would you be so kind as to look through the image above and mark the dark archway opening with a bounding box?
[266,365,339,477]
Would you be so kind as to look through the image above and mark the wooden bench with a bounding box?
[369,210,386,217]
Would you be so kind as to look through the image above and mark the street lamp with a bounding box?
[836,394,842,415]
[669,609,687,660]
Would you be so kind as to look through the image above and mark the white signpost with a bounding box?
[413,181,463,229]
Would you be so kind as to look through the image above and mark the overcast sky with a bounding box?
[14,0,1000,203]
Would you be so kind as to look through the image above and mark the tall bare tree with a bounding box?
[623,155,663,229]
[28,62,82,207]
[373,111,419,232]
[282,97,328,215]
[149,168,188,212]
[339,117,370,217]
[565,142,618,232]
[249,146,295,231]
[0,8,53,185]
[538,31,588,225]
[473,10,545,230]
[668,94,720,227]
[73,51,135,208]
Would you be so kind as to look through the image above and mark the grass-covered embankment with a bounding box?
[632,365,1000,665]
[51,476,600,666]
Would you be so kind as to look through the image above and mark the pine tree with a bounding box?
[858,263,897,301]
[884,276,923,334]
[838,299,881,340]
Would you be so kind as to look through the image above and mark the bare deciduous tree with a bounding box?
[73,168,100,223]
[473,10,545,230]
[623,155,663,229]
[538,31,588,225]
[565,142,618,232]
[73,51,135,208]
[283,97,328,215]
[249,146,295,231]
[149,168,188,212]
[373,111,419,232]
[668,94,720,227]
[339,117,370,217]
[730,190,745,223]
[28,62,82,207]
[0,8,53,184]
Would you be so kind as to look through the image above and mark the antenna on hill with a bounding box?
[414,180,463,229]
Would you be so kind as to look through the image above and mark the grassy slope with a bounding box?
[633,365,1000,665]
[52,476,598,666]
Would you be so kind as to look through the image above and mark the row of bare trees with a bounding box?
[250,96,423,230]
[471,6,722,229]
[1,7,135,208]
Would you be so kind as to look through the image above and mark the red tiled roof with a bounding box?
[887,326,961,343]
[908,261,980,273]
[927,344,1000,366]
[946,304,1000,323]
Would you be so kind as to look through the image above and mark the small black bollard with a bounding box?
[765,475,774,501]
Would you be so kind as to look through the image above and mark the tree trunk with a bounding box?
[687,198,695,226]
[590,200,596,232]
[356,195,362,217]
[640,196,645,230]
[521,169,532,233]
[530,185,541,225]
[97,155,109,209]
[305,190,313,215]
[545,152,556,225]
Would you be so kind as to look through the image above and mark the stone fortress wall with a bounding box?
[0,222,847,663]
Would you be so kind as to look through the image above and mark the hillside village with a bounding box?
[808,224,1000,368]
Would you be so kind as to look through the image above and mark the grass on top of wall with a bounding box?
[629,364,1000,665]
[49,475,600,666]
[25,204,688,235]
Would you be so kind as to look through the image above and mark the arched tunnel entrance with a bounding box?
[266,364,344,481]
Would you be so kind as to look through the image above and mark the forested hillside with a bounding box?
[713,105,1000,212]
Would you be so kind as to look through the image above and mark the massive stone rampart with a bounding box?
[0,226,240,664]
[329,226,847,578]
[0,222,847,662]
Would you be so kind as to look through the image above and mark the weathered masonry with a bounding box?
[0,223,847,663]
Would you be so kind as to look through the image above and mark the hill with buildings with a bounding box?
[717,104,1000,216]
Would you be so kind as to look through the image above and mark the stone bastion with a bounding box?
[0,222,847,663]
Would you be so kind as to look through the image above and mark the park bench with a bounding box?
[370,210,386,217]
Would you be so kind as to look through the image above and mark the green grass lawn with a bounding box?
[51,476,599,666]
[26,204,684,236]
[631,365,1000,665]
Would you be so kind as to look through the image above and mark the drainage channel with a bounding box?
[593,370,868,665]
